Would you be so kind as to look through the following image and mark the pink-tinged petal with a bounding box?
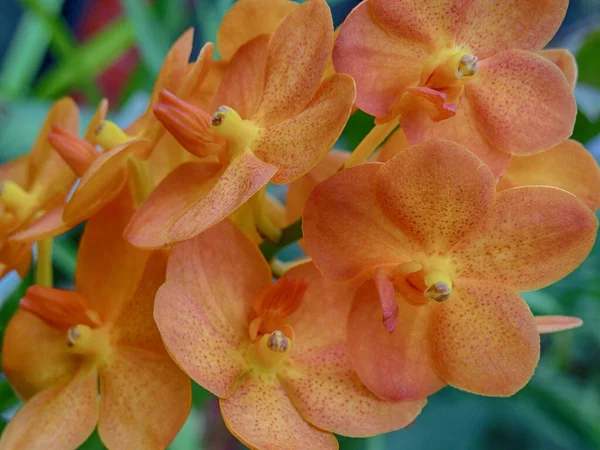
[254,73,356,184]
[498,140,600,212]
[286,150,349,224]
[253,0,334,123]
[333,1,427,118]
[376,140,495,253]
[400,95,511,179]
[303,163,414,281]
[63,140,153,224]
[431,280,539,396]
[76,188,150,323]
[456,0,568,59]
[211,36,269,119]
[167,151,277,243]
[155,283,249,398]
[375,268,399,333]
[400,86,456,122]
[10,205,69,243]
[221,372,338,450]
[539,48,577,89]
[348,280,446,401]
[0,367,98,450]
[155,221,271,397]
[452,186,598,291]
[124,161,222,249]
[98,349,191,450]
[279,263,425,436]
[466,50,576,156]
[2,310,78,401]
[536,316,583,334]
[217,0,297,60]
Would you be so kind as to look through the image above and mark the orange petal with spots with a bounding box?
[2,310,78,400]
[76,188,150,324]
[0,366,98,449]
[167,151,277,244]
[536,316,583,334]
[498,140,600,212]
[466,50,576,156]
[400,95,512,179]
[98,348,191,450]
[539,48,577,89]
[211,36,268,119]
[333,1,427,118]
[220,373,338,450]
[279,263,426,436]
[452,186,598,291]
[254,73,355,184]
[303,163,413,281]
[154,221,271,397]
[124,161,222,249]
[253,0,334,123]
[431,280,539,396]
[217,0,296,60]
[455,0,568,59]
[348,280,445,401]
[63,140,152,225]
[376,140,495,253]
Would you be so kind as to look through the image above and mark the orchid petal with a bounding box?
[539,48,577,89]
[536,316,583,334]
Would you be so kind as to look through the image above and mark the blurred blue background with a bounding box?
[0,1,599,449]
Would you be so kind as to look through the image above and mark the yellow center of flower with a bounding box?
[66,324,111,366]
[456,54,479,78]
[420,50,479,102]
[211,106,260,156]
[0,180,40,226]
[247,330,293,372]
[95,120,134,150]
[394,262,453,304]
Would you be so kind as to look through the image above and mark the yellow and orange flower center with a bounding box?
[0,181,41,228]
[95,120,134,150]
[246,276,308,371]
[66,324,111,365]
[393,261,453,305]
[421,50,479,102]
[211,106,260,157]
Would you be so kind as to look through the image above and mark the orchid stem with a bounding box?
[344,118,399,168]
[35,238,53,287]
[260,219,302,262]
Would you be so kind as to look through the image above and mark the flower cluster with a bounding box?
[0,0,599,449]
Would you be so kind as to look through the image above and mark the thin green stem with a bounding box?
[259,219,303,262]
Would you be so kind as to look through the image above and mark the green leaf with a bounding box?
[53,236,78,280]
[0,378,19,413]
[259,219,303,261]
[192,382,213,409]
[577,28,600,89]
[33,18,136,99]
[121,0,171,75]
[0,0,67,99]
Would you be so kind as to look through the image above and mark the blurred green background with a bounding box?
[0,0,599,449]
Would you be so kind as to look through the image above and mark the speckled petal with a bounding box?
[253,73,355,184]
[333,1,428,118]
[98,348,191,450]
[303,163,414,281]
[217,0,296,60]
[0,366,98,450]
[498,140,600,212]
[431,280,539,396]
[124,161,222,249]
[221,372,338,450]
[347,280,445,401]
[167,151,277,243]
[456,0,567,59]
[451,186,598,291]
[253,0,333,123]
[376,140,495,253]
[466,50,576,156]
[279,263,425,436]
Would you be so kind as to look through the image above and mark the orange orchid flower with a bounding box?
[498,139,600,212]
[303,139,598,402]
[0,98,79,278]
[334,0,576,176]
[0,190,190,450]
[124,0,355,249]
[154,220,424,450]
